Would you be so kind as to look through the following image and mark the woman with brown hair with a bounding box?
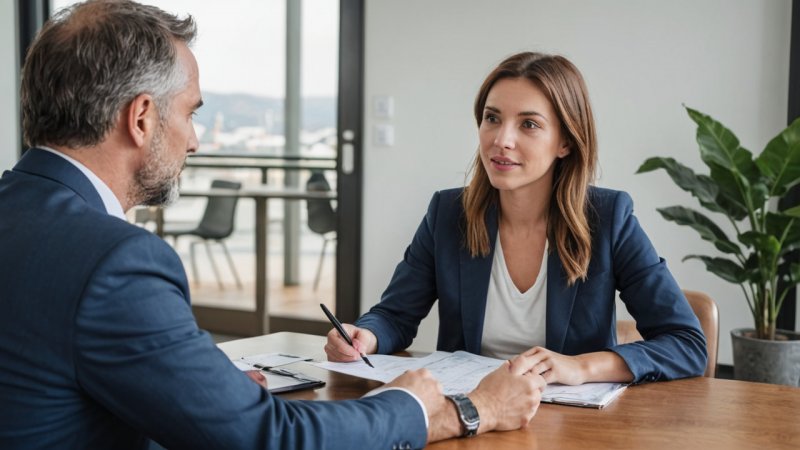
[325,52,707,385]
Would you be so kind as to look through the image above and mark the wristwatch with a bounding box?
[446,394,480,437]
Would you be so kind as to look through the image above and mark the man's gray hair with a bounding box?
[21,0,197,148]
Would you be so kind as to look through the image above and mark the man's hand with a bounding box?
[244,370,268,389]
[324,324,378,362]
[383,369,459,443]
[468,354,546,433]
[386,354,547,443]
[384,368,445,401]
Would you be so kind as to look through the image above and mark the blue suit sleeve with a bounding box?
[356,192,442,354]
[74,233,428,450]
[604,191,708,382]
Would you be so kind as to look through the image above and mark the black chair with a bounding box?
[163,179,243,289]
[306,171,336,291]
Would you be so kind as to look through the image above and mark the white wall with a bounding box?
[361,0,792,365]
[0,0,19,171]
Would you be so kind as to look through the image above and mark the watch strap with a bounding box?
[446,393,479,437]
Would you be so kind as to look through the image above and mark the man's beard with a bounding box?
[130,123,184,207]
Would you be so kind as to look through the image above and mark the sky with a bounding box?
[51,0,340,98]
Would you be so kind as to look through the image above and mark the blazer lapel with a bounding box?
[459,204,498,354]
[13,148,106,213]
[545,250,579,353]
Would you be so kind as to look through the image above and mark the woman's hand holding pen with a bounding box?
[324,324,378,362]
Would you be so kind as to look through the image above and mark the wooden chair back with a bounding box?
[616,289,718,377]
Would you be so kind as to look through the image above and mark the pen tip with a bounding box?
[363,356,375,368]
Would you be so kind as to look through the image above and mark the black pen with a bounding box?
[319,303,375,368]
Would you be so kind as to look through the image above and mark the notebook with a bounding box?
[232,352,325,394]
[541,382,628,409]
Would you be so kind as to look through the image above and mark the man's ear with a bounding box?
[126,93,157,148]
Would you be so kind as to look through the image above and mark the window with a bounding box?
[51,0,347,334]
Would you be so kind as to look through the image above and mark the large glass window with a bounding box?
[51,0,341,334]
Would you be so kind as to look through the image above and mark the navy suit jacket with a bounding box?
[356,188,707,383]
[0,149,427,450]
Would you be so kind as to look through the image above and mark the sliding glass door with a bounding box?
[48,0,363,335]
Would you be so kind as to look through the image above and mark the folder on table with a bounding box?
[232,352,325,394]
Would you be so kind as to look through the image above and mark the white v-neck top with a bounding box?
[480,234,547,360]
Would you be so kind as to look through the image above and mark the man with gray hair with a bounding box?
[0,1,545,449]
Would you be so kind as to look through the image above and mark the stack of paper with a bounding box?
[541,382,627,408]
[313,351,627,408]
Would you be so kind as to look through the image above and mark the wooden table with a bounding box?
[218,332,800,450]
[177,188,335,336]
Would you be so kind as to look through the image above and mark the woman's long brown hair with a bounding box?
[462,52,597,285]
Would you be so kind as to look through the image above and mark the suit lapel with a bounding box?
[459,204,498,354]
[13,148,106,213]
[545,249,579,353]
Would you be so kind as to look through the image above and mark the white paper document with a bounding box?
[314,351,503,395]
[313,351,627,407]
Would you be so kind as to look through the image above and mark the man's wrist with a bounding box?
[445,394,480,437]
[364,387,429,429]
[466,390,494,433]
[427,395,462,442]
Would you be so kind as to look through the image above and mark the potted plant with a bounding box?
[637,106,800,386]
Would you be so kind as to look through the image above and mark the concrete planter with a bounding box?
[731,328,800,387]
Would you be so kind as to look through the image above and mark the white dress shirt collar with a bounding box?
[38,146,126,220]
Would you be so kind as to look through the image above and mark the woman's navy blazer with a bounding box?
[356,187,707,383]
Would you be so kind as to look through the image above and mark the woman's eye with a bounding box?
[483,113,499,123]
[522,120,539,129]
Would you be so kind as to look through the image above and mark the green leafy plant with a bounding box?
[637,107,800,340]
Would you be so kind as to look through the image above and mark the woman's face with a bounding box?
[478,77,570,197]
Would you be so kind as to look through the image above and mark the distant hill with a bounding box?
[195,92,336,133]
